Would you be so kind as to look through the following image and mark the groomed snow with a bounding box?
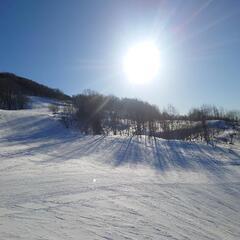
[0,105,240,240]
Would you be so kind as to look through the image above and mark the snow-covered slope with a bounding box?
[27,96,65,109]
[0,106,240,240]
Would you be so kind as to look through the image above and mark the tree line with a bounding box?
[59,90,239,143]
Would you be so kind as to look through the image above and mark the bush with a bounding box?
[48,104,59,114]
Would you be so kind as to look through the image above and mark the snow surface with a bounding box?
[0,104,240,239]
[27,96,65,110]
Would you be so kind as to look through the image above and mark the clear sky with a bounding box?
[0,0,239,113]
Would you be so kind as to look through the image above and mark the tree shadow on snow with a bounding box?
[2,113,238,181]
[110,137,238,180]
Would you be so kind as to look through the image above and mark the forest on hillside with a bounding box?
[55,90,240,143]
[0,72,70,109]
[1,73,239,142]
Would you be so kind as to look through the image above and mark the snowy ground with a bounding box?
[27,96,65,109]
[0,104,240,239]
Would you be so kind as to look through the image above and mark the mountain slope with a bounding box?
[0,105,240,239]
[0,72,70,101]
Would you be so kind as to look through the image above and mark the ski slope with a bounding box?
[0,102,240,240]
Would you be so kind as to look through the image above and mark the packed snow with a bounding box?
[0,100,240,240]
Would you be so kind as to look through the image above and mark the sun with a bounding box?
[123,41,160,85]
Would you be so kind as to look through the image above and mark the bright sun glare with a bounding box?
[123,41,160,85]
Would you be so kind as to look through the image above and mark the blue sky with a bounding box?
[0,0,239,113]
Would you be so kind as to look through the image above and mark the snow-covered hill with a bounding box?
[0,104,240,240]
[27,96,65,109]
